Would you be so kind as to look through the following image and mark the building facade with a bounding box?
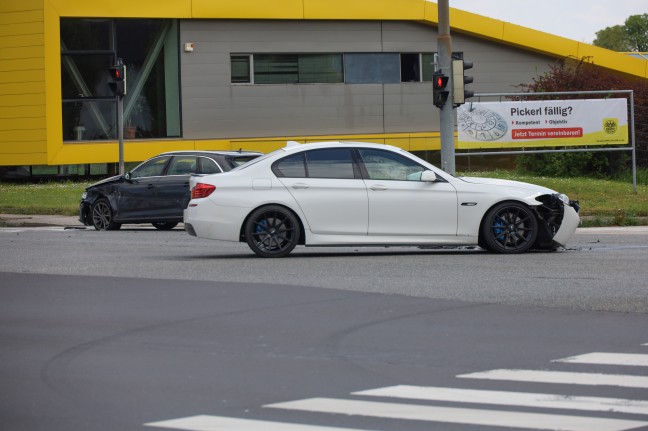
[1,0,646,175]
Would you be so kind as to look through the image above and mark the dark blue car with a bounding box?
[79,150,262,230]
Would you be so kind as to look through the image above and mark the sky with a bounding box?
[447,0,647,44]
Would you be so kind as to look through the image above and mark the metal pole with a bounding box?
[117,95,124,175]
[437,0,455,174]
[630,91,637,193]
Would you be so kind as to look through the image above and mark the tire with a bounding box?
[91,198,122,231]
[244,206,300,258]
[152,222,178,230]
[481,201,538,254]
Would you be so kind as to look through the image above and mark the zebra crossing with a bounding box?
[145,345,648,431]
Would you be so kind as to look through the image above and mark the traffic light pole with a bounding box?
[437,0,455,175]
[117,94,124,175]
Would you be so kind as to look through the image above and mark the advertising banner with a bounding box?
[457,98,628,149]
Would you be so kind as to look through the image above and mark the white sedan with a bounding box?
[184,141,580,257]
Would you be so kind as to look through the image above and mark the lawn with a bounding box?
[1,173,646,226]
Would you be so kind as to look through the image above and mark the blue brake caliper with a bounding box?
[256,219,268,234]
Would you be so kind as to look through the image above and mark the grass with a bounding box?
[1,173,647,226]
[0,180,90,216]
[459,170,648,227]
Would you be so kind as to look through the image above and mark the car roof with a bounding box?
[159,150,263,157]
[280,141,404,154]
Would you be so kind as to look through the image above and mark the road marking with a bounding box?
[145,415,375,431]
[458,369,648,388]
[555,353,648,367]
[265,398,648,431]
[353,385,648,415]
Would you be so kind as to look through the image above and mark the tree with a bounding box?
[593,25,632,51]
[517,59,648,174]
[593,14,648,52]
[625,14,648,52]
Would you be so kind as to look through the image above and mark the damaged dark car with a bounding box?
[79,150,262,230]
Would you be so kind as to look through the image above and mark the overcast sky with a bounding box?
[447,0,646,44]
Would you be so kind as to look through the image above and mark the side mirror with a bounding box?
[420,170,437,182]
[124,172,132,181]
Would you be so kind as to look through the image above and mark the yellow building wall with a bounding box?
[0,0,48,165]
[0,0,646,167]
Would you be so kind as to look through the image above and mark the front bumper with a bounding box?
[552,202,580,246]
[79,201,92,226]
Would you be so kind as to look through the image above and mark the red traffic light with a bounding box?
[109,65,125,81]
[432,71,449,108]
[433,73,449,90]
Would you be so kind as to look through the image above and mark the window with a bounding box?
[421,53,436,82]
[272,149,356,179]
[231,55,251,83]
[305,149,355,179]
[130,156,170,178]
[401,53,437,82]
[230,52,441,85]
[231,54,343,84]
[401,53,420,82]
[168,157,197,175]
[344,53,400,84]
[60,18,180,141]
[198,157,224,174]
[358,149,425,181]
[272,153,306,178]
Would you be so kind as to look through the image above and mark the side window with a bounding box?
[199,157,223,174]
[305,149,355,179]
[358,149,425,181]
[167,156,197,175]
[272,153,306,178]
[130,156,170,178]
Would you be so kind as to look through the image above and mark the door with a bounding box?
[274,149,368,235]
[154,156,197,217]
[358,148,458,236]
[117,156,171,219]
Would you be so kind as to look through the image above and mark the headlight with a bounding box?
[556,193,570,205]
[81,192,87,200]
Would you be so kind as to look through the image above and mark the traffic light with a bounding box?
[452,59,474,105]
[432,71,449,108]
[108,62,126,97]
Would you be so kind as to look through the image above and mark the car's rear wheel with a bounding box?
[152,222,178,230]
[481,201,537,253]
[244,205,300,258]
[91,198,122,231]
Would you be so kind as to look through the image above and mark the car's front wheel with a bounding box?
[152,222,178,230]
[481,201,537,253]
[91,198,122,231]
[244,205,300,258]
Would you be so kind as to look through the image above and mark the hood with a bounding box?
[86,174,123,189]
[458,176,556,195]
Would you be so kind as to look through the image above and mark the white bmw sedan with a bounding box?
[184,141,580,258]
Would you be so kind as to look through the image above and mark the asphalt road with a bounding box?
[1,226,647,431]
[1,225,647,313]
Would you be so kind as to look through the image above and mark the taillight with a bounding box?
[191,183,216,199]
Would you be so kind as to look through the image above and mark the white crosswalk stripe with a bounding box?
[265,398,647,431]
[353,385,648,415]
[145,345,648,431]
[145,415,379,431]
[554,353,648,367]
[457,369,648,388]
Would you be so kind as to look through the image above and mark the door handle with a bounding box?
[370,185,388,191]
[147,184,154,189]
[292,183,310,189]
